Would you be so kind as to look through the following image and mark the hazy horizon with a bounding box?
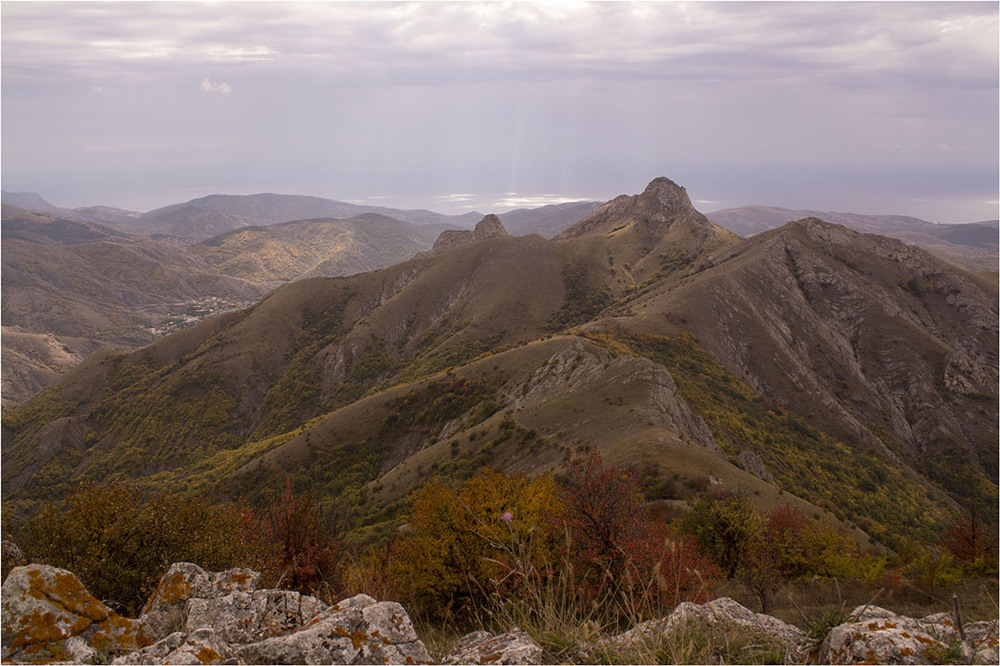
[2,1,998,223]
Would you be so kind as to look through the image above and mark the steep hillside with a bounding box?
[193,214,442,284]
[614,218,998,513]
[0,327,101,408]
[1,204,135,244]
[1,209,454,405]
[3,178,993,554]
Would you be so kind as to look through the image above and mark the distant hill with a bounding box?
[134,194,480,242]
[0,206,445,405]
[497,201,601,237]
[1,191,140,228]
[708,205,998,272]
[193,213,444,283]
[1,191,66,216]
[6,177,994,556]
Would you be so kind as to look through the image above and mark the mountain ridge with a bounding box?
[4,177,994,554]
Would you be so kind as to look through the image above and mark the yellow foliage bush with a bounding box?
[389,468,568,620]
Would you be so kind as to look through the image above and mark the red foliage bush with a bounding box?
[260,477,344,600]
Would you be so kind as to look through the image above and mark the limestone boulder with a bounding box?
[442,629,544,664]
[817,604,1000,665]
[1,564,152,663]
[139,562,259,641]
[234,593,432,665]
[184,588,328,644]
[598,597,806,663]
[111,627,235,665]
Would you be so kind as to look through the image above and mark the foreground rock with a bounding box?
[1,564,153,663]
[594,596,806,663]
[139,562,260,642]
[4,562,997,665]
[820,604,1000,665]
[443,629,543,664]
[234,593,431,665]
[3,562,431,665]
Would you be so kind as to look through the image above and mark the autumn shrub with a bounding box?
[940,508,999,576]
[562,453,719,625]
[389,467,569,623]
[677,492,762,579]
[15,481,258,615]
[678,497,886,613]
[258,477,346,602]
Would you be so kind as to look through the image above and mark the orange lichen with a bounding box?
[230,572,253,588]
[195,646,222,664]
[155,572,194,605]
[25,569,108,622]
[332,624,369,650]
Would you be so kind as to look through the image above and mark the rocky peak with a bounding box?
[474,214,507,237]
[556,176,704,240]
[431,214,510,253]
[636,177,694,217]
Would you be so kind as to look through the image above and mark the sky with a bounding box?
[2,1,998,222]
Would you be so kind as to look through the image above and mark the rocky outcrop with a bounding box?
[1,564,153,663]
[820,604,1000,665]
[594,596,806,663]
[1,540,26,578]
[442,629,544,664]
[4,562,997,665]
[233,593,431,665]
[431,214,509,253]
[2,563,431,665]
[139,562,260,641]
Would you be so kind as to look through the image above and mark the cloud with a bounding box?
[435,193,476,203]
[490,194,588,210]
[199,77,231,94]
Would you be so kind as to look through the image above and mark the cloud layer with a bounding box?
[2,2,997,221]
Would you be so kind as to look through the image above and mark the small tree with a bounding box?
[941,507,999,575]
[679,492,762,579]
[562,452,645,579]
[261,477,345,600]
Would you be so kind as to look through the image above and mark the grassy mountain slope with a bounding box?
[1,209,452,405]
[614,218,998,514]
[3,178,993,554]
[192,214,442,283]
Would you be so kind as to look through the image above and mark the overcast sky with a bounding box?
[2,1,997,222]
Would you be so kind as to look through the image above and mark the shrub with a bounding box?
[389,468,568,622]
[259,477,345,601]
[940,507,999,575]
[562,453,719,622]
[16,481,257,615]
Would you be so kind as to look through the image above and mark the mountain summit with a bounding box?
[431,214,509,253]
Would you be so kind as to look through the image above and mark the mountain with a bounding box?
[1,191,67,216]
[708,206,998,272]
[0,192,140,228]
[3,178,995,555]
[497,201,602,237]
[1,204,136,244]
[1,206,444,406]
[429,214,510,253]
[134,194,478,242]
[192,214,445,284]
